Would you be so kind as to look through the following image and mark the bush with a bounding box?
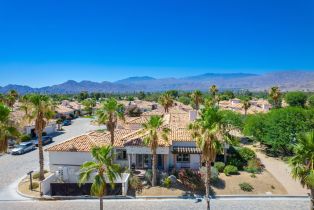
[178,169,204,192]
[20,134,31,142]
[227,157,246,169]
[245,159,263,174]
[129,176,143,193]
[223,165,238,176]
[30,182,39,190]
[199,166,219,183]
[250,173,256,178]
[237,147,256,161]
[32,170,49,179]
[162,177,172,188]
[239,182,254,192]
[144,169,153,185]
[214,162,225,173]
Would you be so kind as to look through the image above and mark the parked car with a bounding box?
[63,120,71,126]
[11,142,35,155]
[33,136,53,147]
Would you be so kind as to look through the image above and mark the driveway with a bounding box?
[246,145,310,195]
[0,197,311,210]
[0,118,105,200]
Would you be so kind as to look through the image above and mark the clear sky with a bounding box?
[0,0,313,87]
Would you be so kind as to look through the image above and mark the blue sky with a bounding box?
[0,0,313,87]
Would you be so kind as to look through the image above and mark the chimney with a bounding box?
[189,110,197,121]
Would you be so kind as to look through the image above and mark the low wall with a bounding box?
[41,173,57,195]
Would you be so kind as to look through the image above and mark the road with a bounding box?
[0,118,104,200]
[0,198,311,210]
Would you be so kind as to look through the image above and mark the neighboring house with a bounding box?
[219,98,272,115]
[56,100,83,118]
[10,105,57,137]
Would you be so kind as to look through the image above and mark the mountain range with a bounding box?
[1,71,314,94]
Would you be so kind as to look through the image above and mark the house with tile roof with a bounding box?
[46,107,201,179]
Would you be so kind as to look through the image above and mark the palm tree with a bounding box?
[5,90,19,109]
[0,103,20,153]
[142,115,170,186]
[22,94,55,181]
[290,130,314,206]
[56,118,63,131]
[209,85,218,98]
[242,99,251,116]
[82,98,96,116]
[96,98,125,147]
[188,107,222,210]
[269,86,281,108]
[191,90,203,110]
[158,93,174,113]
[79,146,120,210]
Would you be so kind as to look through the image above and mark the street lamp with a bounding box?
[27,170,34,190]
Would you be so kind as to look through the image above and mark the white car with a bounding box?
[11,142,35,155]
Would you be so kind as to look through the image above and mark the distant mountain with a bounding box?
[1,71,314,94]
[115,76,156,84]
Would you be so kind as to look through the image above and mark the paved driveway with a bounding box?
[0,118,104,200]
[0,198,311,210]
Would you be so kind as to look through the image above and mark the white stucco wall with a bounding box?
[49,151,92,172]
[190,154,201,169]
[25,123,56,135]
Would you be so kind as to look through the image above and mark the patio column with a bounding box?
[128,154,132,170]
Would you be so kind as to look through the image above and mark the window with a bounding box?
[116,149,127,160]
[176,154,190,162]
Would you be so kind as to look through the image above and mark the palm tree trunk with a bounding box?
[100,197,103,210]
[311,188,314,209]
[152,149,157,186]
[110,128,115,163]
[205,161,211,210]
[38,131,45,181]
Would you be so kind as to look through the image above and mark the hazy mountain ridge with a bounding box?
[1,71,314,94]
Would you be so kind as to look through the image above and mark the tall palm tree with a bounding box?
[79,146,120,210]
[142,115,170,186]
[158,93,174,113]
[242,99,251,116]
[290,130,314,206]
[97,98,125,147]
[191,90,203,110]
[22,94,55,181]
[188,107,222,210]
[269,86,281,108]
[0,103,20,153]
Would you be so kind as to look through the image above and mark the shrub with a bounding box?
[200,166,219,183]
[144,169,153,185]
[227,157,246,169]
[239,182,254,192]
[237,147,256,161]
[178,169,204,192]
[163,177,172,188]
[30,182,39,190]
[129,176,143,193]
[214,162,225,173]
[20,134,31,142]
[245,159,263,173]
[32,170,49,179]
[250,173,256,178]
[223,165,238,176]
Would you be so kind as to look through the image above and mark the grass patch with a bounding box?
[32,170,49,180]
[30,182,39,190]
